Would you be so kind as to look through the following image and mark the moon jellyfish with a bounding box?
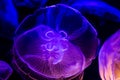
[12,4,99,80]
[99,30,120,80]
[0,60,13,80]
[0,0,18,39]
[13,0,48,8]
[71,1,120,22]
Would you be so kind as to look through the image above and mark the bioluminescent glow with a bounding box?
[12,4,99,80]
[0,0,18,39]
[60,0,101,5]
[13,0,47,8]
[71,1,120,22]
[0,60,13,80]
[0,0,18,26]
[41,30,68,64]
[99,30,120,80]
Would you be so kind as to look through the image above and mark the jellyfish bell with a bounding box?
[0,60,13,80]
[70,1,120,45]
[13,4,99,80]
[99,30,120,80]
[71,1,120,22]
[13,25,85,79]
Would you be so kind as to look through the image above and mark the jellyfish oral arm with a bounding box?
[41,30,68,64]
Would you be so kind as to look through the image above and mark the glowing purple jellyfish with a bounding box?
[0,60,13,80]
[99,30,120,80]
[12,4,99,80]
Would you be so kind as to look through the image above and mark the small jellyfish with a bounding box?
[12,4,99,80]
[0,0,18,39]
[99,30,120,80]
[71,1,120,22]
[0,60,13,80]
[13,0,48,8]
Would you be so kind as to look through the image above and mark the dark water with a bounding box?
[0,0,120,80]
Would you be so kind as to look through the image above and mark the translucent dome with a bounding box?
[0,60,13,80]
[99,30,120,80]
[12,4,99,80]
[71,1,120,22]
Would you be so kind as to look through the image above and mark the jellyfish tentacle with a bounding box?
[41,30,68,52]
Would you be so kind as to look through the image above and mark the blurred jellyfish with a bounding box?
[99,30,120,80]
[0,60,13,80]
[0,0,18,39]
[12,4,99,80]
[13,0,48,8]
[60,0,102,5]
[71,1,120,22]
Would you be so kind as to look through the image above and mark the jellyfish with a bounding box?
[60,0,101,5]
[71,1,120,22]
[99,30,120,80]
[0,60,13,80]
[13,0,48,8]
[70,1,120,44]
[0,0,18,39]
[12,4,99,80]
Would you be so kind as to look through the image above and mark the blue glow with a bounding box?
[0,0,18,39]
[60,0,101,5]
[13,0,48,8]
[0,60,13,80]
[0,0,18,27]
[71,1,120,22]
